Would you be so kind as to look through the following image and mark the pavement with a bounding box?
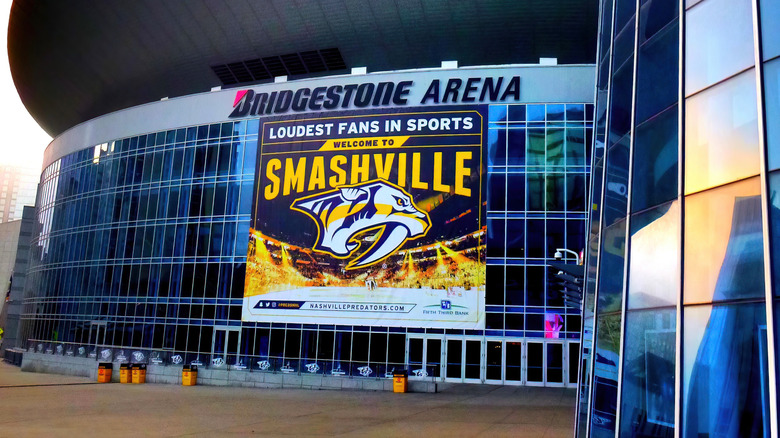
[0,361,575,437]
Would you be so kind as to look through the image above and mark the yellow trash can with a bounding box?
[120,363,132,383]
[182,365,197,386]
[393,370,408,393]
[132,364,146,384]
[97,363,113,383]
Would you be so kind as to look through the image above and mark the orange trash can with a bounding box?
[97,363,113,383]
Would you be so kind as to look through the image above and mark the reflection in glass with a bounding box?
[685,69,759,194]
[765,59,780,171]
[684,177,765,304]
[619,308,676,437]
[769,172,780,296]
[603,139,630,227]
[628,201,679,309]
[631,105,678,212]
[591,313,621,437]
[635,21,678,126]
[761,0,780,61]
[597,220,626,313]
[685,0,755,95]
[683,303,768,437]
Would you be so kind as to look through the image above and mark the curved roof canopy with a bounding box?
[9,0,597,137]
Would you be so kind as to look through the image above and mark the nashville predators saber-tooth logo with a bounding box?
[291,179,431,269]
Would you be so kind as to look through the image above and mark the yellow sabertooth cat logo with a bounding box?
[291,180,431,269]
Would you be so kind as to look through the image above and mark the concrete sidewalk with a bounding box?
[0,362,575,437]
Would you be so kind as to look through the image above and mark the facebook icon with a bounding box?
[441,300,451,310]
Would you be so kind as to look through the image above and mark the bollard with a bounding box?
[97,363,113,383]
[182,364,198,386]
[120,363,132,383]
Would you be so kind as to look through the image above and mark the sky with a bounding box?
[1,2,52,172]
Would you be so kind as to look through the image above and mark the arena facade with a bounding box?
[6,0,600,393]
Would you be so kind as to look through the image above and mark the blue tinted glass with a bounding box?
[486,266,504,305]
[685,0,755,95]
[527,105,545,122]
[565,104,585,121]
[507,105,525,122]
[489,105,507,122]
[590,313,620,436]
[487,173,506,211]
[603,139,630,226]
[683,303,768,438]
[527,173,544,211]
[487,129,507,166]
[771,171,780,296]
[546,104,564,121]
[609,59,634,142]
[507,128,525,165]
[487,218,505,258]
[506,173,525,211]
[765,58,780,171]
[761,0,780,60]
[597,219,627,313]
[635,21,678,125]
[620,308,676,437]
[631,105,678,212]
[247,119,260,136]
[505,219,525,258]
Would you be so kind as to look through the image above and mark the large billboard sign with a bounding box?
[242,107,487,328]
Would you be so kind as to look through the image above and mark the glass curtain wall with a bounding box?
[578,0,779,437]
[21,102,591,380]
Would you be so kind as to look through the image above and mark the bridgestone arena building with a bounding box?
[6,1,598,391]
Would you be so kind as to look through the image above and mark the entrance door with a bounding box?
[444,337,483,383]
[526,341,545,386]
[87,321,106,357]
[546,342,565,387]
[484,339,504,383]
[212,327,241,368]
[406,335,444,379]
[504,340,523,385]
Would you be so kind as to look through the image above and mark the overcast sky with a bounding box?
[2,2,52,172]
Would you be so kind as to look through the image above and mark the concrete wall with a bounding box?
[20,352,437,393]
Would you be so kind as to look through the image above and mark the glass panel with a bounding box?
[619,308,676,437]
[488,129,506,166]
[465,340,481,380]
[683,303,768,438]
[591,314,620,436]
[765,58,780,171]
[505,341,522,382]
[684,177,765,304]
[631,105,678,212]
[636,21,678,125]
[408,338,423,374]
[426,339,442,378]
[685,0,755,95]
[546,343,563,383]
[527,342,543,383]
[685,69,759,194]
[507,128,525,165]
[446,339,462,379]
[486,340,502,380]
[568,342,580,385]
[761,0,780,61]
[770,171,780,296]
[628,201,680,309]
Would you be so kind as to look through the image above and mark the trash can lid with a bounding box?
[393,370,408,377]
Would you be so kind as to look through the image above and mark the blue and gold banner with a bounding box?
[243,107,486,329]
